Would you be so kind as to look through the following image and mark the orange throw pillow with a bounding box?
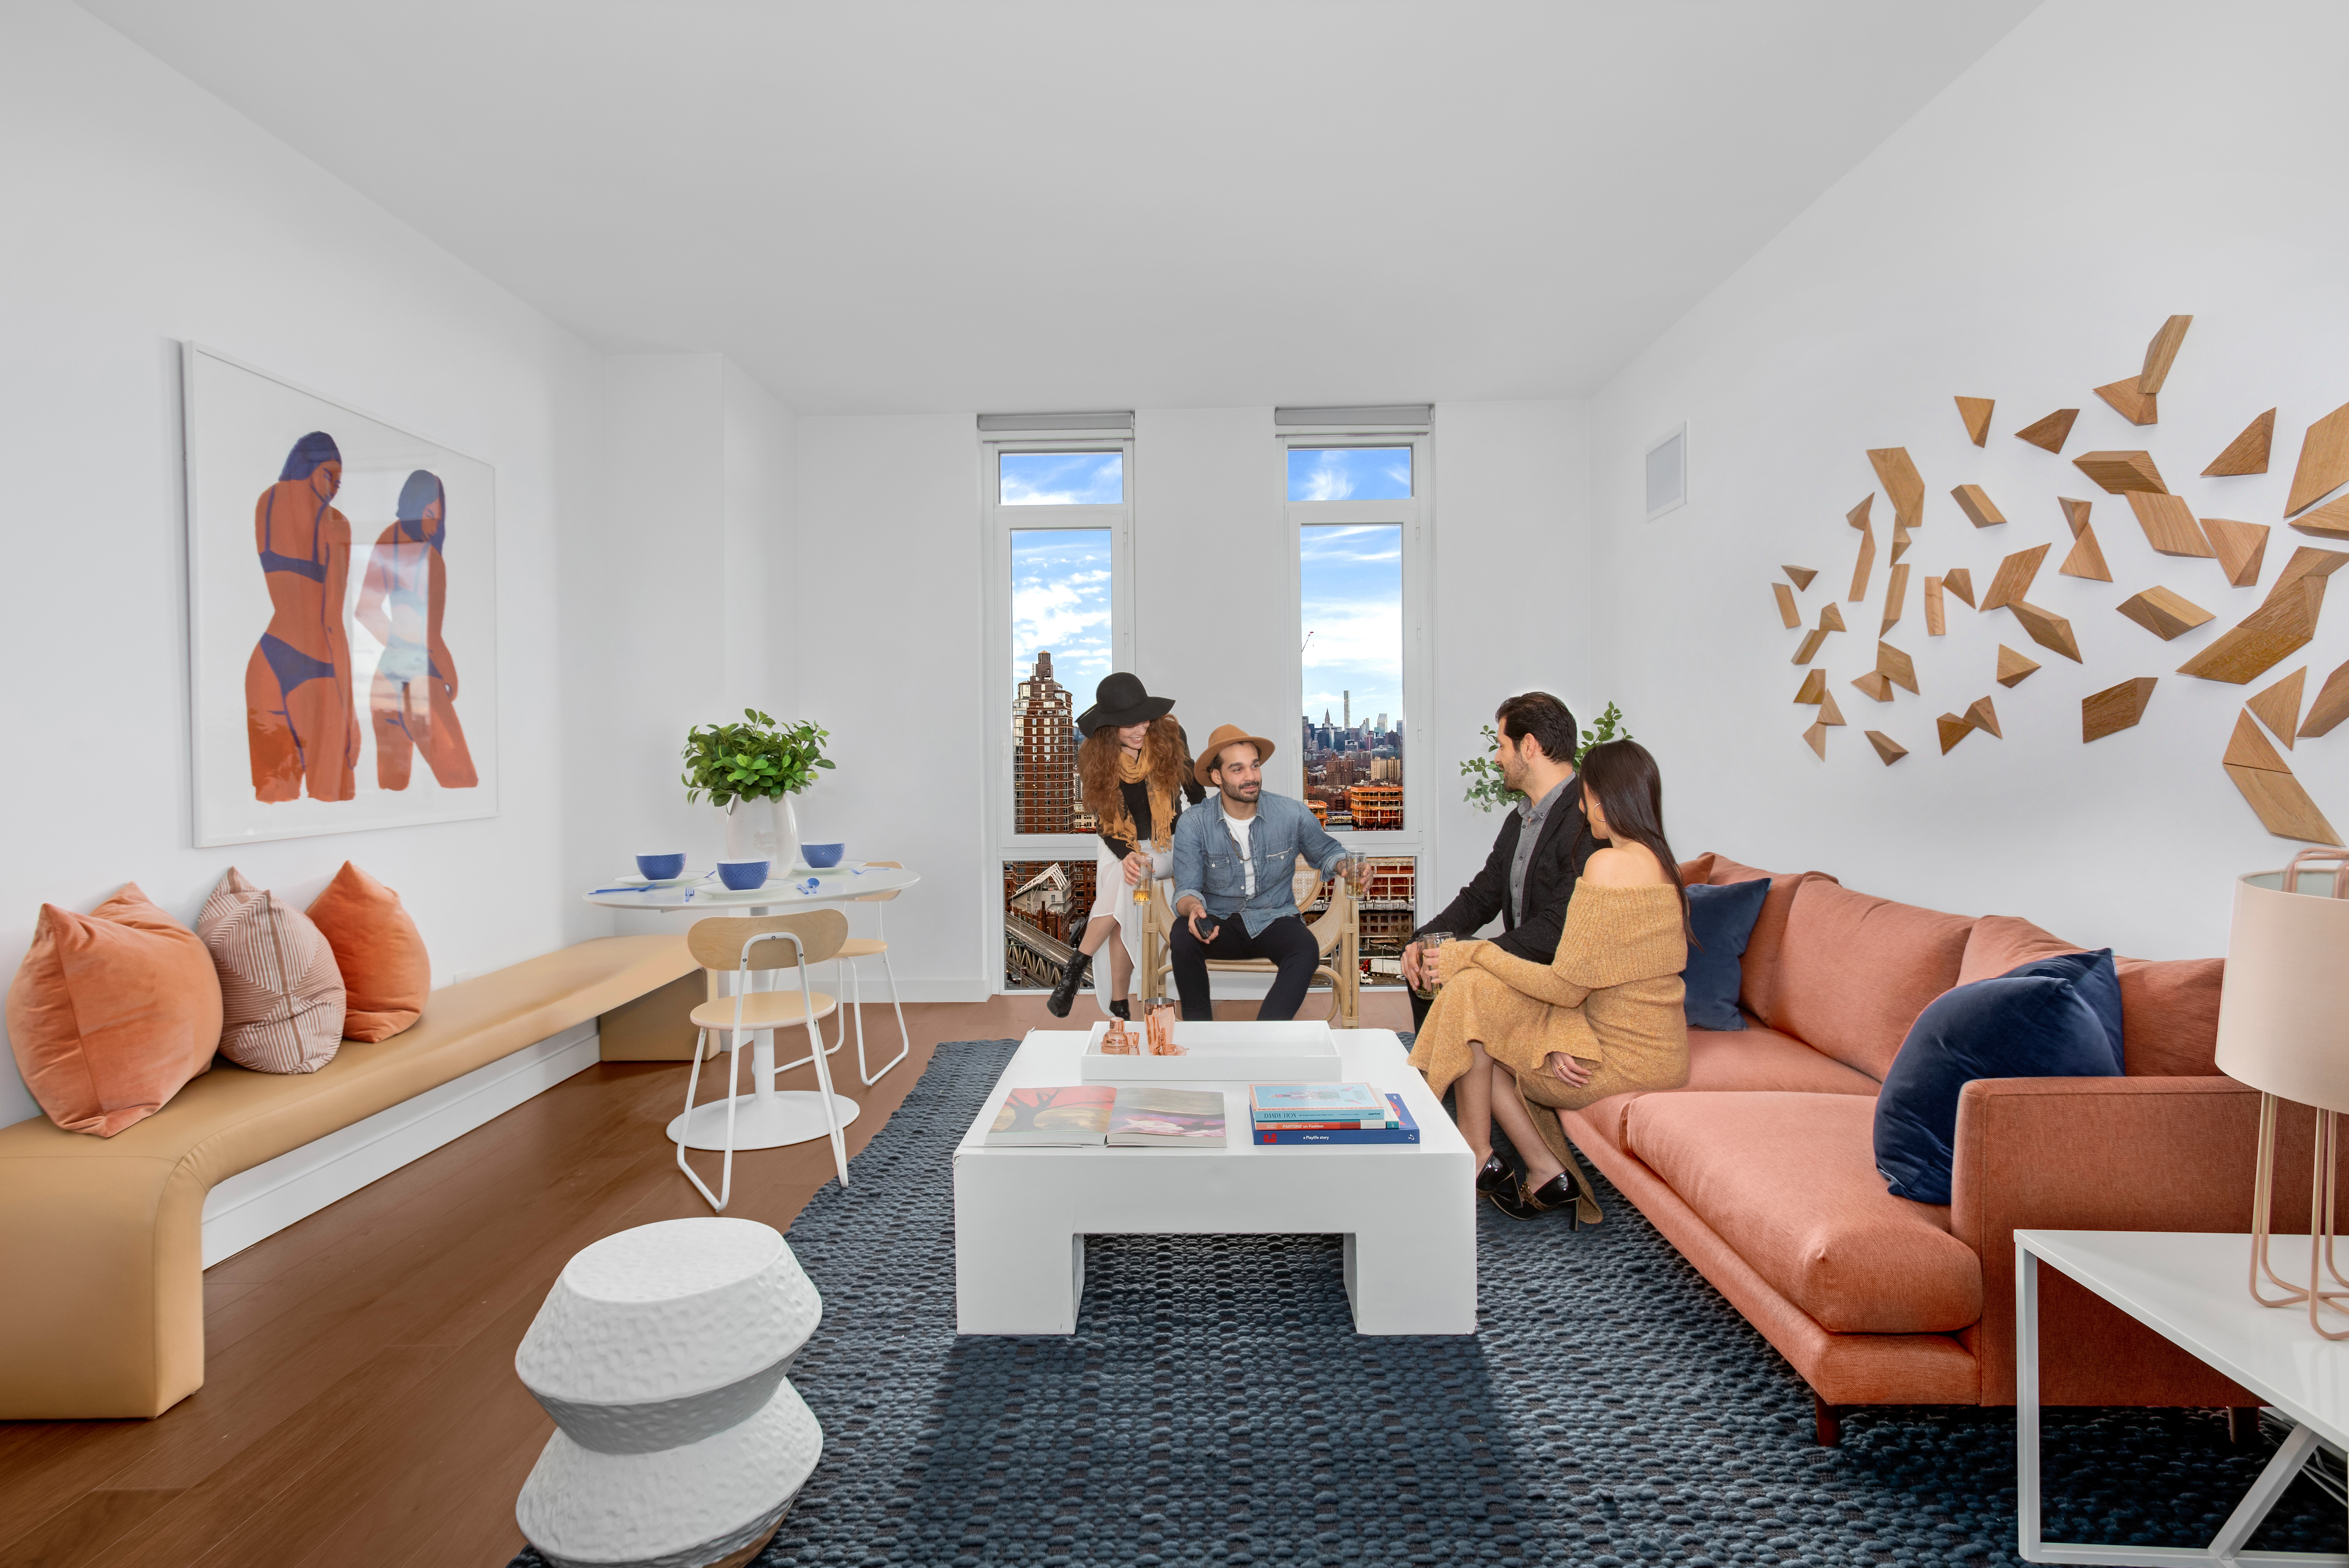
[197,869,346,1073]
[306,863,429,1041]
[5,884,225,1136]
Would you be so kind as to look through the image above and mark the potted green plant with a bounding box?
[681,710,834,866]
[1459,702,1631,812]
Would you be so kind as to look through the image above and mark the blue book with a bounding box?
[1254,1095,1418,1145]
[1249,1082,1393,1122]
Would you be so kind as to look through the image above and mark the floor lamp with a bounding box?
[2216,849,2349,1339]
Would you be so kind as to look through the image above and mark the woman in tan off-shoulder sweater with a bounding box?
[1408,740,1690,1222]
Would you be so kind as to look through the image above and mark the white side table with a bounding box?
[2016,1229,2349,1566]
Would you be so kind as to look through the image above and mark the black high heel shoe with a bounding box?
[1475,1153,1515,1195]
[1490,1170,1581,1225]
[1045,951,1091,1018]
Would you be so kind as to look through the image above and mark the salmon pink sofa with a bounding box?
[1559,852,2298,1445]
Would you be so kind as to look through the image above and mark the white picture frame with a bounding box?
[183,344,499,847]
[1644,421,1689,521]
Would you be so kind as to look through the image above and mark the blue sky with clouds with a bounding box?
[1001,452,1123,505]
[1288,446,1411,502]
[1300,523,1402,734]
[1011,528,1112,709]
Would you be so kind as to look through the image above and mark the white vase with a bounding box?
[723,795,802,869]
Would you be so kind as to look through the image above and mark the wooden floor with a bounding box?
[0,989,1414,1568]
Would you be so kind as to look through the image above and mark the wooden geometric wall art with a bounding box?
[2015,408,2079,454]
[1794,628,1830,664]
[1868,450,1926,532]
[1775,581,1802,628]
[2176,555,2343,683]
[2059,496,2094,537]
[2059,526,2113,582]
[1819,602,1848,633]
[1848,504,1877,601]
[1956,397,1995,447]
[1819,688,1847,726]
[1997,644,2042,687]
[1937,713,1974,754]
[1942,567,1976,608]
[2116,586,2216,640]
[2272,546,2349,598]
[1890,523,1913,564]
[2284,400,2349,517]
[1952,484,2008,528]
[1925,575,1946,635]
[1964,696,2003,738]
[2223,710,2343,845]
[2094,377,2159,426]
[2291,496,2349,541]
[2302,659,2349,739]
[1783,565,1818,590]
[1794,668,1826,704]
[2200,516,2270,588]
[2074,450,2168,495]
[2248,667,2306,749]
[2137,315,2192,396]
[1803,721,1828,760]
[2082,677,2158,742]
[1982,543,2052,611]
[1882,563,1911,634]
[2203,409,2275,477]
[1876,640,1919,695]
[1851,671,1895,702]
[2009,600,2084,662]
[1866,730,1908,765]
[2125,491,2216,557]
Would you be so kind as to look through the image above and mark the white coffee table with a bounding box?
[2016,1229,2349,1566]
[952,1027,1476,1337]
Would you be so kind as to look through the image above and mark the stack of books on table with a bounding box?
[985,1086,1226,1148]
[1249,1083,1420,1145]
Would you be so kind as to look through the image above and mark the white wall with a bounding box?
[1588,0,2349,959]
[0,0,607,1127]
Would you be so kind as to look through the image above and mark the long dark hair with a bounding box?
[1577,739,1692,939]
[1078,715,1194,834]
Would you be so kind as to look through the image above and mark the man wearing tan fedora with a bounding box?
[1167,724,1363,1021]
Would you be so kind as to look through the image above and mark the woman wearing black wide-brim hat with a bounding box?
[1047,674,1206,1019]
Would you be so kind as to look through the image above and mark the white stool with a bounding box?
[515,1217,824,1568]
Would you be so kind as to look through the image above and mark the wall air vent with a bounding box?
[1646,423,1688,520]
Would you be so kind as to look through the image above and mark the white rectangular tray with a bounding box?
[1077,1019,1342,1084]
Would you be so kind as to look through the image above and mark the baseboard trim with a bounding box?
[199,1021,602,1268]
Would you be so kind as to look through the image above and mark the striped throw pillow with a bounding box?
[197,869,346,1073]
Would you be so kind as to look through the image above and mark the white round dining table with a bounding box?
[582,864,922,1151]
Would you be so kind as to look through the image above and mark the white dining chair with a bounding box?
[819,860,912,1086]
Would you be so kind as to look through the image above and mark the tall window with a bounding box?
[986,430,1133,989]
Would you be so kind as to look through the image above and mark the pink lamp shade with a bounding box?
[2214,864,2349,1113]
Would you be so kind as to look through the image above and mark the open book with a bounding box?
[986,1085,1225,1148]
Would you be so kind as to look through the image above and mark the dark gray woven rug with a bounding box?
[511,1039,2345,1568]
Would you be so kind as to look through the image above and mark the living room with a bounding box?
[6,2,2349,1565]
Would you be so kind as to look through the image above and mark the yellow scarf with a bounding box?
[1105,738,1178,851]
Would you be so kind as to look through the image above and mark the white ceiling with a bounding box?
[82,0,2038,414]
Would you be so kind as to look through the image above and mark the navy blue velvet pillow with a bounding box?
[1874,949,2124,1205]
[1681,878,1770,1032]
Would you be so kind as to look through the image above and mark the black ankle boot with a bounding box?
[1045,951,1092,1018]
[1109,1000,1130,1020]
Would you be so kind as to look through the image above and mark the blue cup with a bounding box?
[716,859,770,891]
[635,852,686,880]
[801,843,846,868]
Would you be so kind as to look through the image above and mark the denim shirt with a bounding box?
[1171,793,1351,937]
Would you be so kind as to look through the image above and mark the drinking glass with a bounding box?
[1415,931,1455,999]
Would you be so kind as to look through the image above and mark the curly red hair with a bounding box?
[1080,716,1191,847]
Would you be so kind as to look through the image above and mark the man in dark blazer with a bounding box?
[1401,692,1594,1031]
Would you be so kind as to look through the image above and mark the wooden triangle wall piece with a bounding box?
[1952,484,2008,528]
[1867,451,1925,532]
[2291,496,2349,541]
[1997,645,2041,687]
[1936,714,1974,754]
[2059,526,2113,582]
[2177,573,2331,684]
[2226,763,2344,846]
[2248,668,2306,749]
[2117,586,2215,641]
[2204,409,2275,477]
[1794,628,1829,665]
[1818,688,1847,727]
[1982,544,2051,610]
[1866,730,1907,765]
[2301,659,2349,739]
[2059,496,2093,537]
[1942,568,1975,608]
[1881,563,1910,634]
[2201,517,2270,588]
[1876,640,1919,695]
[1774,581,1801,628]
[1924,575,1946,636]
[1955,397,1994,447]
[2010,601,2083,662]
[1848,518,1876,602]
[2285,400,2349,516]
[1890,523,1913,564]
[2095,378,2159,426]
[2082,677,2157,742]
[2074,450,2167,495]
[1964,696,2002,739]
[2138,315,2192,396]
[1794,668,1826,704]
[1851,671,1895,703]
[2015,408,2079,454]
[1783,565,1818,590]
[1819,602,1847,632]
[2225,709,2291,772]
[1803,721,1828,760]
[2126,491,2216,557]
[2271,545,2349,597]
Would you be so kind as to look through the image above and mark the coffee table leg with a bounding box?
[954,1171,1082,1334]
[2017,1244,2045,1561]
[1343,1206,1476,1335]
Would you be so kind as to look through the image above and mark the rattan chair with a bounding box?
[1142,861,1360,1027]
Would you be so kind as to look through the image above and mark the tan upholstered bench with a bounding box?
[0,933,695,1419]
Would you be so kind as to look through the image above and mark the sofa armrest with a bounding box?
[1953,1074,2273,1406]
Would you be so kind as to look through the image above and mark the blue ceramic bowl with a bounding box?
[635,852,687,881]
[801,843,846,868]
[715,858,771,891]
